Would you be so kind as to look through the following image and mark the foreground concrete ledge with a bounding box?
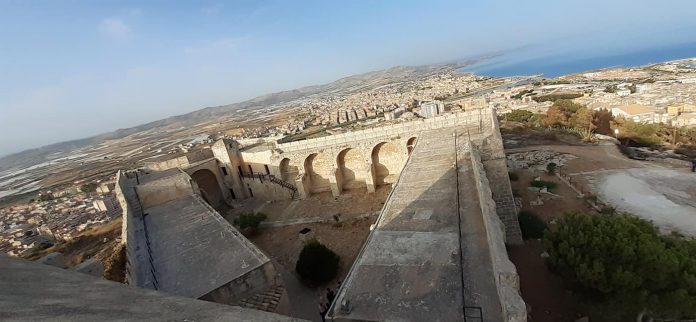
[0,255,305,322]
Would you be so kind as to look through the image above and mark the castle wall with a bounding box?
[200,261,280,306]
[211,140,248,200]
[115,171,157,289]
[337,148,367,191]
[242,177,294,201]
[468,142,527,322]
[482,109,523,244]
[145,156,190,171]
[135,174,195,209]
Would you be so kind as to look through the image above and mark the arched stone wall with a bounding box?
[407,137,418,154]
[371,141,404,186]
[304,152,332,194]
[190,169,223,208]
[337,148,366,191]
[278,158,298,183]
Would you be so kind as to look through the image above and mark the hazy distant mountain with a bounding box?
[0,61,481,171]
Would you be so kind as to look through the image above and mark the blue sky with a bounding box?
[1,0,696,157]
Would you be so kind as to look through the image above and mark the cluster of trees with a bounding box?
[504,100,613,136]
[544,212,696,319]
[544,100,613,135]
[504,99,696,154]
[511,89,534,99]
[532,93,583,103]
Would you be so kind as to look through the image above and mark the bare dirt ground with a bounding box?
[505,134,696,322]
[227,186,391,225]
[228,186,390,321]
[25,218,124,281]
[507,155,592,322]
[248,216,374,284]
[505,142,667,322]
[247,217,375,322]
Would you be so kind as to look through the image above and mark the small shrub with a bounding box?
[599,206,617,215]
[505,110,534,123]
[546,162,557,175]
[80,183,98,193]
[296,239,340,285]
[529,180,558,191]
[508,172,519,181]
[518,210,548,240]
[233,212,267,232]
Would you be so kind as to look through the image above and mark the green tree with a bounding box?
[616,118,661,147]
[592,108,614,135]
[80,183,98,193]
[544,99,585,127]
[233,212,267,234]
[505,110,534,123]
[569,107,596,132]
[544,212,696,319]
[296,239,340,285]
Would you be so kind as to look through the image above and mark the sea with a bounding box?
[460,42,696,78]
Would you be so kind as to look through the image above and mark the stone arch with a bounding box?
[190,169,223,208]
[371,141,403,186]
[278,158,298,183]
[407,137,418,154]
[337,148,366,191]
[304,152,332,194]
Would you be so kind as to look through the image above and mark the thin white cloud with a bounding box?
[99,18,131,39]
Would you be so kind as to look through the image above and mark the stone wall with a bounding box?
[371,141,405,185]
[200,261,281,306]
[468,142,527,322]
[243,177,294,201]
[211,139,249,200]
[337,148,367,190]
[186,148,214,163]
[115,171,157,289]
[135,172,196,209]
[482,108,523,244]
[145,156,190,171]
[275,109,491,154]
[307,152,333,193]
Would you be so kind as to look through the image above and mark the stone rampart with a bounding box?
[276,109,492,154]
[481,109,523,244]
[115,171,157,289]
[135,172,196,209]
[468,142,527,322]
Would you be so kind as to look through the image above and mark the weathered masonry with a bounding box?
[0,255,305,322]
[327,110,526,322]
[128,107,524,321]
[115,169,283,307]
[143,108,522,242]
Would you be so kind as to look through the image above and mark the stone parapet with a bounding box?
[468,142,527,322]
